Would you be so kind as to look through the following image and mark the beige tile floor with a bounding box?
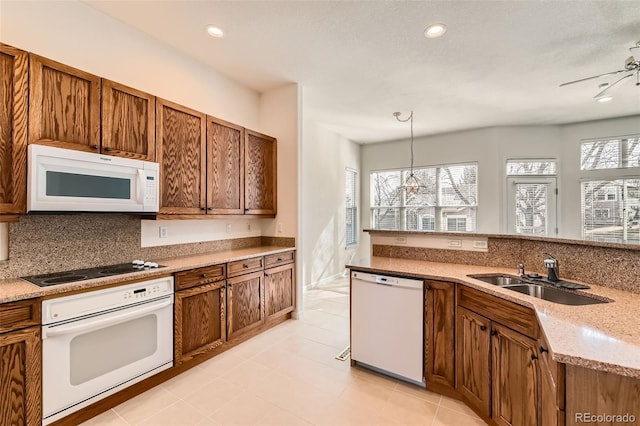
[80,276,486,426]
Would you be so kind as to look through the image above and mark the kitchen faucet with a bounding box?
[543,253,560,282]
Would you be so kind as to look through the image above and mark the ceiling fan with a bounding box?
[560,41,640,99]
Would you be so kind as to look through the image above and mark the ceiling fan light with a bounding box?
[596,95,613,103]
[424,23,447,38]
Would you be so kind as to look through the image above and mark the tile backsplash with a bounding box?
[0,215,293,279]
[372,235,640,294]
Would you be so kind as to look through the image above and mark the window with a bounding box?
[506,159,557,176]
[582,179,640,244]
[581,136,640,170]
[370,163,477,232]
[506,159,558,236]
[345,168,358,246]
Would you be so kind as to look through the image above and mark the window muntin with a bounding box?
[370,163,477,232]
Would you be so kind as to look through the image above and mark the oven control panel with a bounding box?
[42,276,174,325]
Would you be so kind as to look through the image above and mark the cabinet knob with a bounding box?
[201,273,207,278]
[480,325,487,331]
[277,258,283,261]
[531,354,539,361]
[425,285,431,290]
[490,330,498,336]
[207,207,213,211]
[243,264,249,268]
[91,144,99,150]
[200,207,206,211]
[540,346,549,354]
[104,147,112,152]
[228,284,233,288]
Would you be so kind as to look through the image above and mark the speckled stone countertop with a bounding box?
[348,257,640,379]
[0,246,295,303]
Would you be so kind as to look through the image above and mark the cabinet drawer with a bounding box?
[457,286,538,338]
[264,251,294,268]
[175,264,226,291]
[0,299,41,333]
[228,256,264,278]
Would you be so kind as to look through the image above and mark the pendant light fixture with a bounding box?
[394,111,421,195]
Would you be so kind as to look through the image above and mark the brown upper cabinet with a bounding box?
[0,44,28,216]
[101,80,155,161]
[245,130,277,215]
[28,54,101,152]
[206,116,245,214]
[156,98,206,215]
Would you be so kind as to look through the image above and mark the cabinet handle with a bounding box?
[201,273,207,278]
[277,258,283,261]
[490,329,498,336]
[91,144,99,150]
[104,147,112,152]
[207,207,213,211]
[531,354,538,361]
[425,285,431,290]
[243,264,249,268]
[540,346,549,354]
[480,325,487,331]
[200,207,206,211]
[228,284,233,288]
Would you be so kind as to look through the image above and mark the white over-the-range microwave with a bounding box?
[28,145,160,213]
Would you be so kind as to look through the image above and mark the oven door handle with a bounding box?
[42,297,172,339]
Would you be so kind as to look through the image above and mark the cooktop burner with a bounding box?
[22,261,166,287]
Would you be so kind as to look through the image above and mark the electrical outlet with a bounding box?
[473,240,488,249]
[448,239,462,248]
[247,223,251,231]
[159,226,168,239]
[226,224,232,233]
[395,236,407,244]
[277,223,283,233]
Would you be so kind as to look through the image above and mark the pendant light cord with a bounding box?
[394,111,414,173]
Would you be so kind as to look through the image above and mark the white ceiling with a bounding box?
[84,0,640,143]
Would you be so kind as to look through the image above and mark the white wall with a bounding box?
[258,84,301,239]
[1,0,299,247]
[301,121,360,288]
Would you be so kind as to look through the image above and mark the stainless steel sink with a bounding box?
[472,275,528,286]
[501,284,607,305]
[467,274,610,305]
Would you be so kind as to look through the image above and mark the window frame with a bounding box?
[345,167,358,247]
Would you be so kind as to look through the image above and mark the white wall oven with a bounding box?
[41,276,174,425]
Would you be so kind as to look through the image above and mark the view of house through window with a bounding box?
[580,136,640,244]
[345,168,358,246]
[370,163,477,232]
[506,159,558,236]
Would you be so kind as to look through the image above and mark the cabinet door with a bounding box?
[174,282,226,364]
[456,306,491,418]
[538,337,565,426]
[491,323,539,426]
[0,326,41,426]
[264,263,295,322]
[156,98,206,215]
[0,44,28,215]
[102,79,155,161]
[425,280,455,394]
[227,271,264,340]
[206,116,244,214]
[244,130,277,215]
[28,54,100,152]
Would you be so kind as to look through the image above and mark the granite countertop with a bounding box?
[0,246,295,304]
[348,256,640,379]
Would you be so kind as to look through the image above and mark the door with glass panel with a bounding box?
[507,177,557,236]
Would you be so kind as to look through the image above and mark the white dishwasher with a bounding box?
[351,270,424,385]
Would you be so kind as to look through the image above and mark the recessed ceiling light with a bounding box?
[596,95,613,103]
[424,23,447,38]
[206,25,225,38]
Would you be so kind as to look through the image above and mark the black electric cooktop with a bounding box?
[22,261,166,287]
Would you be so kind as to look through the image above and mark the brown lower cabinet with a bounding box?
[227,271,265,340]
[0,299,41,426]
[424,280,456,396]
[264,262,295,322]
